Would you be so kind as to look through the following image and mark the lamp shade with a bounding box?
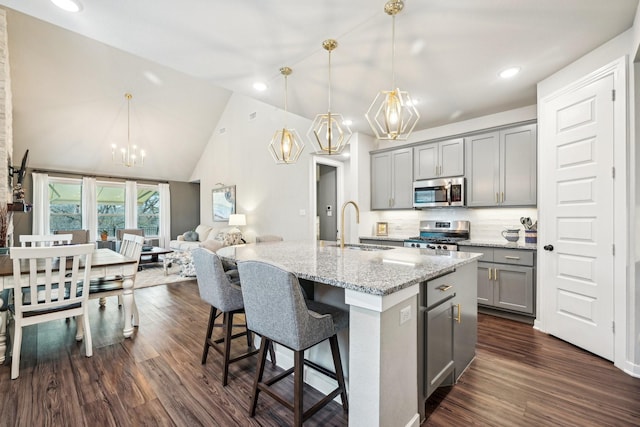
[228,214,246,226]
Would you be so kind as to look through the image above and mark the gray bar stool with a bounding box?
[192,248,275,386]
[237,259,349,426]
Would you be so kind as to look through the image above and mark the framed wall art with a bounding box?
[375,222,388,236]
[212,185,236,221]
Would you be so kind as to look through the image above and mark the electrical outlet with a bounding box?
[400,305,411,325]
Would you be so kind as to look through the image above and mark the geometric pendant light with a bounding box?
[308,39,352,155]
[268,67,305,164]
[366,0,420,141]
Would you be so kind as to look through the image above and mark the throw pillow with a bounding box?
[200,239,223,252]
[183,230,199,241]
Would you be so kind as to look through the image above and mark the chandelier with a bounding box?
[366,0,420,141]
[268,67,305,164]
[308,39,352,155]
[111,93,145,167]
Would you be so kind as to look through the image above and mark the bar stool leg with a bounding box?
[222,311,234,386]
[250,338,270,417]
[293,349,305,427]
[202,306,217,364]
[330,335,349,411]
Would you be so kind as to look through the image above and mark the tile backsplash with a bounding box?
[361,207,538,242]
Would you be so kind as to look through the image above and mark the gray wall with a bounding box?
[169,180,200,239]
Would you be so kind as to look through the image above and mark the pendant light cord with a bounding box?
[328,49,332,114]
[391,13,396,89]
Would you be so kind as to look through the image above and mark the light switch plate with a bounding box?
[400,305,411,324]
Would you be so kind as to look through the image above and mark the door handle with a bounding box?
[543,244,554,251]
[501,192,505,203]
[437,284,452,292]
[494,268,498,281]
[495,192,499,204]
[456,304,462,324]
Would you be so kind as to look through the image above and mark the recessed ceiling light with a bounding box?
[51,0,82,12]
[499,67,521,79]
[343,119,353,126]
[253,81,268,92]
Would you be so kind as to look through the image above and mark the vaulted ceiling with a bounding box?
[0,0,637,181]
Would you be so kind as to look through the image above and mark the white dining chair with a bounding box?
[89,233,144,324]
[9,243,95,379]
[19,234,72,247]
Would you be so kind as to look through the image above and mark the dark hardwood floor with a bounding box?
[0,281,638,426]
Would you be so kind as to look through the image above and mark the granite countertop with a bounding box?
[217,240,481,296]
[458,239,537,251]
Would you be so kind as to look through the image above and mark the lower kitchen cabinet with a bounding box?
[359,238,404,247]
[460,245,535,316]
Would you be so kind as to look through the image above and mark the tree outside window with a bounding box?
[97,184,125,238]
[138,186,159,237]
[49,179,82,232]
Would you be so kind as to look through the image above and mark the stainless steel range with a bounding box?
[404,220,470,251]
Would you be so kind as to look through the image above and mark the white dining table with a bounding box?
[0,248,139,363]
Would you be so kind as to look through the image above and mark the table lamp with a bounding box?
[228,213,246,233]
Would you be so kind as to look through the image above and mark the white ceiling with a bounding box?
[0,0,638,181]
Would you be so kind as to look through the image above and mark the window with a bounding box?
[49,178,82,232]
[97,182,125,238]
[137,185,159,237]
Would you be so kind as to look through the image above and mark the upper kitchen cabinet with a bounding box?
[466,123,537,207]
[414,138,464,180]
[371,148,413,210]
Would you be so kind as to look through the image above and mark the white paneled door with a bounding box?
[540,73,615,361]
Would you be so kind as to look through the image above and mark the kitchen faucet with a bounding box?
[340,200,360,248]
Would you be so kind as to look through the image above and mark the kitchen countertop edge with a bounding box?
[458,239,537,250]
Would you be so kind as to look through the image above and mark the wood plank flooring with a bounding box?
[0,281,638,426]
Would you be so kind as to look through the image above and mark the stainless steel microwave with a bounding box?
[413,177,465,208]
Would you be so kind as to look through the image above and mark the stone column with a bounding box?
[0,9,12,205]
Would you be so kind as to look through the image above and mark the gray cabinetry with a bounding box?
[466,123,537,207]
[414,138,464,180]
[371,148,413,210]
[460,246,535,316]
[359,238,404,247]
[419,263,477,414]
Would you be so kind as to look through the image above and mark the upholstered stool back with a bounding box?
[192,248,244,313]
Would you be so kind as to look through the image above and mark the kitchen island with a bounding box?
[217,240,481,427]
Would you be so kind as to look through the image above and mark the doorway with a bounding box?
[538,57,627,364]
[317,164,337,241]
[311,157,344,242]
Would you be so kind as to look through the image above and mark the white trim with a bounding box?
[404,413,421,427]
[623,360,640,378]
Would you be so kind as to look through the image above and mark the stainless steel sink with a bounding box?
[328,243,393,251]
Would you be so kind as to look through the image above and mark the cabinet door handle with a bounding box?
[437,284,452,292]
[456,304,462,323]
[504,256,520,260]
[488,268,492,280]
[495,192,499,204]
[501,192,505,203]
[435,165,439,176]
[494,268,499,281]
